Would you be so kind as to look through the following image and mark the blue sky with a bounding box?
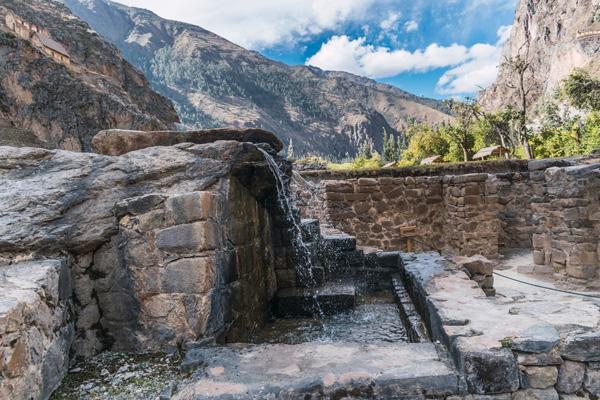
[118,0,518,99]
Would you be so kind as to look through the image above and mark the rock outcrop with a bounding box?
[480,0,600,114]
[0,140,296,399]
[63,0,451,158]
[92,128,284,156]
[0,0,179,152]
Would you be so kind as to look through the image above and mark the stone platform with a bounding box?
[175,342,459,399]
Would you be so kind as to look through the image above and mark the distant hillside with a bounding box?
[0,0,179,151]
[63,0,451,158]
[480,0,600,114]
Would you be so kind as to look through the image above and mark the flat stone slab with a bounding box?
[175,342,459,399]
[275,283,356,317]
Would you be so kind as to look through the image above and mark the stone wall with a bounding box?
[77,179,280,354]
[297,157,600,283]
[295,163,532,259]
[531,160,600,283]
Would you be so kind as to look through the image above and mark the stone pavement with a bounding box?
[175,342,459,399]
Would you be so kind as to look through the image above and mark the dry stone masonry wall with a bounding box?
[296,158,600,285]
[296,165,531,259]
[531,160,600,283]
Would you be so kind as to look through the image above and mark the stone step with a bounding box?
[300,218,320,243]
[178,342,459,399]
[319,232,357,253]
[274,282,356,317]
[321,249,365,270]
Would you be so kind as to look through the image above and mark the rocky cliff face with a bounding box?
[63,0,451,158]
[0,0,179,151]
[480,0,600,114]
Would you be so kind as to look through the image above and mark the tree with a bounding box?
[358,139,373,159]
[562,69,600,111]
[402,124,449,163]
[382,128,399,163]
[503,46,535,159]
[444,98,480,162]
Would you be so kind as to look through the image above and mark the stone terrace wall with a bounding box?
[531,160,600,283]
[295,161,532,259]
[297,157,600,284]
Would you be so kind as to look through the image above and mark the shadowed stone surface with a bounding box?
[92,128,284,156]
[175,342,459,399]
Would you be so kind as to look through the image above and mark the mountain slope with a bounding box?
[480,0,600,114]
[0,0,179,151]
[63,0,451,157]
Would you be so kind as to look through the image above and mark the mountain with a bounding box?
[0,0,179,151]
[62,0,451,158]
[480,0,600,114]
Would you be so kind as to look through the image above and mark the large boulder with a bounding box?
[92,128,284,156]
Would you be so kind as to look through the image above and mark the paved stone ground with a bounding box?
[495,250,600,332]
[174,342,459,399]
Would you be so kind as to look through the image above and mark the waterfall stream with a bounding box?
[258,149,324,315]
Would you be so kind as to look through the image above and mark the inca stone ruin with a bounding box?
[0,130,598,400]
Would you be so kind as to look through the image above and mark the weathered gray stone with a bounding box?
[584,368,600,396]
[155,222,220,254]
[561,331,600,362]
[165,192,222,225]
[512,388,559,400]
[0,259,73,400]
[521,366,558,389]
[454,255,495,275]
[517,351,563,367]
[556,360,585,394]
[512,324,560,353]
[463,349,521,394]
[161,257,217,295]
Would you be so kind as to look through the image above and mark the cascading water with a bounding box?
[258,149,323,313]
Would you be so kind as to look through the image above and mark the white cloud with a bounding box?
[436,25,512,94]
[404,20,419,32]
[306,36,468,78]
[379,12,401,30]
[306,24,513,95]
[116,0,375,49]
